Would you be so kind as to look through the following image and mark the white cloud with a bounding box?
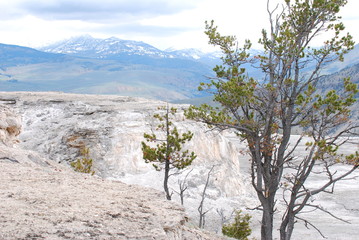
[0,0,358,50]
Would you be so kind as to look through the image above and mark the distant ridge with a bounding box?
[39,35,222,64]
[0,37,358,102]
[0,43,70,67]
[0,41,214,101]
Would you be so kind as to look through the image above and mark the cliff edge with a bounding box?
[0,104,223,239]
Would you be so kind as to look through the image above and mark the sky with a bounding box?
[0,0,359,52]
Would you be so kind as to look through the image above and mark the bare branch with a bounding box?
[295,215,327,239]
[172,169,193,205]
[299,204,351,224]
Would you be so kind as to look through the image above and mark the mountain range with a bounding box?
[39,35,221,63]
[1,35,359,102]
[0,36,224,101]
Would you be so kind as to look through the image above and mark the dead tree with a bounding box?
[198,165,215,228]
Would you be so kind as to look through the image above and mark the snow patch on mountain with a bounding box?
[39,35,223,63]
[40,35,170,59]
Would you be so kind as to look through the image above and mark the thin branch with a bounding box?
[172,169,193,205]
[246,205,264,211]
[301,204,351,224]
[295,215,327,239]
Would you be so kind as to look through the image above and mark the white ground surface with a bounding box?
[1,91,359,239]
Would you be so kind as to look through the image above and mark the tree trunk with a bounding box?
[280,212,295,240]
[256,188,276,240]
[164,159,171,200]
[164,104,171,200]
[261,208,274,240]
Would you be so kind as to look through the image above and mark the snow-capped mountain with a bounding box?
[39,35,223,64]
[40,35,171,59]
[39,34,266,75]
[166,48,209,60]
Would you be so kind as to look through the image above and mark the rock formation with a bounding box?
[1,92,252,197]
[0,100,224,239]
[0,104,21,146]
[0,91,256,235]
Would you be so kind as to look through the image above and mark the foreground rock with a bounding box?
[0,104,223,240]
[0,158,223,239]
[0,91,254,232]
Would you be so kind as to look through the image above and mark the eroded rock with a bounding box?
[0,97,224,240]
[0,105,21,146]
[1,92,249,198]
[0,152,223,239]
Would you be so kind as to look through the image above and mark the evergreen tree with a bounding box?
[70,147,95,175]
[186,1,358,239]
[222,210,252,240]
[142,105,196,200]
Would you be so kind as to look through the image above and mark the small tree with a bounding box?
[142,105,197,200]
[186,0,358,239]
[222,210,252,240]
[173,169,193,205]
[70,147,95,175]
[198,165,215,228]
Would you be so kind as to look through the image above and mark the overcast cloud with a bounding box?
[0,0,358,51]
[17,0,197,21]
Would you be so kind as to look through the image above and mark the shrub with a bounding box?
[222,210,252,240]
[70,147,95,175]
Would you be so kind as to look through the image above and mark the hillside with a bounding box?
[0,103,224,240]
